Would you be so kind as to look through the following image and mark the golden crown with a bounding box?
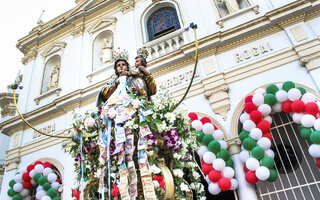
[112,48,129,61]
[136,47,149,59]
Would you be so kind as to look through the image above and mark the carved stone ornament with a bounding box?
[71,24,85,37]
[22,49,38,65]
[119,0,135,13]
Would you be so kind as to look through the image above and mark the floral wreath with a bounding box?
[189,112,238,195]
[6,161,62,200]
[239,81,320,184]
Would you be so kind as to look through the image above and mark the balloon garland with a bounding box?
[190,112,238,195]
[6,161,61,200]
[239,81,320,184]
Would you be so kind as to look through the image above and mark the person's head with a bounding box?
[135,56,147,68]
[114,59,129,76]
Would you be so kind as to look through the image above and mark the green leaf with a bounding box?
[129,93,136,99]
[145,116,152,122]
[139,96,146,100]
[153,119,162,125]
[150,123,158,132]
[138,121,148,127]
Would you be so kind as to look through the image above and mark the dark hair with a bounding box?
[114,59,129,76]
[135,55,147,67]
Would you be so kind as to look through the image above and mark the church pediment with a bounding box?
[41,42,67,58]
[87,17,117,34]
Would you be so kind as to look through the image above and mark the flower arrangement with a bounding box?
[239,81,320,184]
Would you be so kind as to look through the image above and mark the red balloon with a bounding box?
[202,163,213,175]
[291,100,305,113]
[208,169,221,182]
[34,161,43,166]
[244,102,257,114]
[213,125,218,130]
[305,102,319,116]
[26,165,34,172]
[257,120,271,133]
[282,100,292,113]
[317,111,320,119]
[245,95,253,103]
[201,158,205,165]
[188,112,198,121]
[262,132,273,141]
[23,181,32,189]
[43,162,52,169]
[218,177,231,191]
[250,110,263,123]
[243,164,249,173]
[317,158,320,168]
[56,178,61,184]
[200,117,211,124]
[245,171,258,184]
[22,172,31,182]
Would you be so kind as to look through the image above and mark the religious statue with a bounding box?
[47,65,59,91]
[217,0,240,14]
[101,38,113,64]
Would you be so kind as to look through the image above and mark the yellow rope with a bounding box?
[13,89,72,139]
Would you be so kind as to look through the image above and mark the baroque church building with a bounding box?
[1,0,320,199]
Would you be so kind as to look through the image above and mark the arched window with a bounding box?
[92,31,113,71]
[146,6,181,41]
[41,55,61,94]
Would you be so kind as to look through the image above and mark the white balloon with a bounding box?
[255,88,266,95]
[272,102,282,113]
[213,130,224,140]
[197,145,208,158]
[302,93,316,104]
[212,158,226,171]
[34,164,44,174]
[252,94,264,106]
[250,128,262,140]
[258,104,272,116]
[47,173,58,183]
[36,186,44,192]
[218,140,228,149]
[29,169,36,178]
[208,183,221,195]
[222,167,235,178]
[36,190,46,200]
[203,152,216,164]
[21,188,29,197]
[19,167,27,174]
[240,112,250,123]
[276,83,282,90]
[256,166,270,180]
[257,137,271,150]
[243,120,256,132]
[275,90,288,102]
[14,174,22,183]
[287,88,302,101]
[203,123,214,135]
[191,120,203,131]
[43,168,53,177]
[13,182,23,192]
[51,182,60,190]
[25,196,32,200]
[246,158,260,171]
[308,144,320,158]
[263,116,273,124]
[205,175,212,184]
[31,179,37,186]
[239,150,250,163]
[41,196,52,200]
[314,119,320,131]
[301,114,316,128]
[292,113,304,124]
[265,149,275,159]
[230,178,238,190]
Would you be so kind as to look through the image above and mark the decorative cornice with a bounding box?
[71,23,85,37]
[119,0,135,13]
[21,49,38,65]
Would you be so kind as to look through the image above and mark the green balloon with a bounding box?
[300,128,312,140]
[243,137,257,151]
[297,124,302,131]
[217,149,229,161]
[33,173,42,182]
[310,131,320,144]
[196,131,204,143]
[12,194,22,200]
[239,130,249,142]
[38,176,48,186]
[202,134,214,146]
[282,81,295,92]
[43,182,51,191]
[267,169,278,182]
[9,179,16,188]
[226,158,234,168]
[7,188,16,197]
[47,188,57,198]
[52,197,61,200]
[260,156,274,169]
[251,146,265,160]
[297,87,306,95]
[264,94,277,106]
[266,84,279,94]
[208,140,221,154]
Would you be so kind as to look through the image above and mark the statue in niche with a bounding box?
[48,65,59,91]
[101,38,113,64]
[216,0,240,14]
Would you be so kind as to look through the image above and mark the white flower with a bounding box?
[200,197,206,200]
[173,153,182,160]
[94,168,102,178]
[173,169,184,178]
[165,112,176,124]
[153,180,160,188]
[192,171,200,179]
[180,182,190,192]
[133,124,139,129]
[150,164,161,174]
